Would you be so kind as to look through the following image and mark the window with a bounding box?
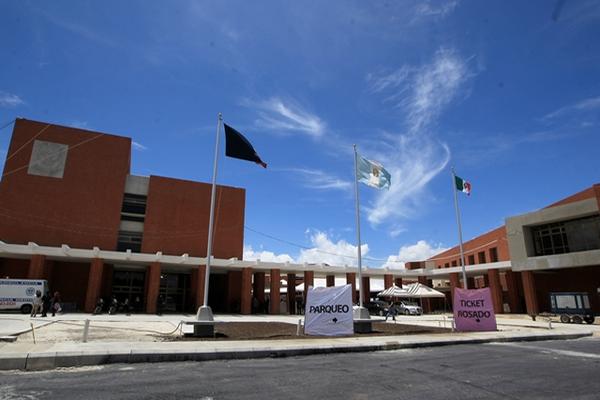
[451,260,457,267]
[489,247,498,262]
[444,263,449,268]
[117,231,143,252]
[121,193,147,222]
[468,255,475,265]
[478,251,486,264]
[531,215,600,256]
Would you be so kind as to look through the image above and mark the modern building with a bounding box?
[409,184,600,316]
[1,118,598,317]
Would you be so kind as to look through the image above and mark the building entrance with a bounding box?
[159,273,191,313]
[112,270,146,312]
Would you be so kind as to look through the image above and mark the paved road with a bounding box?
[1,338,599,399]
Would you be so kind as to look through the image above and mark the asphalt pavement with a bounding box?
[0,312,597,371]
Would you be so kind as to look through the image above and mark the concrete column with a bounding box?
[253,272,266,307]
[326,275,335,287]
[504,270,522,313]
[394,277,403,287]
[146,262,161,314]
[84,258,104,313]
[287,273,296,315]
[487,269,503,314]
[194,265,207,309]
[270,269,280,315]
[304,271,314,304]
[521,270,539,316]
[28,255,46,279]
[346,273,357,304]
[418,276,432,313]
[384,274,394,289]
[240,267,253,315]
[362,276,370,304]
[449,272,460,304]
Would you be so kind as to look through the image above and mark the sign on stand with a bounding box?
[453,288,497,332]
[304,284,353,336]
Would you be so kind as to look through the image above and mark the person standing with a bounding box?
[385,301,397,322]
[41,291,51,317]
[51,291,62,316]
[30,290,42,317]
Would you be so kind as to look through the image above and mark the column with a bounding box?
[487,269,503,314]
[146,262,161,314]
[504,270,522,313]
[84,258,104,313]
[521,270,539,316]
[362,276,370,304]
[253,272,266,312]
[346,272,357,304]
[240,267,253,315]
[449,272,460,304]
[418,276,432,313]
[287,273,296,315]
[304,271,314,305]
[326,275,335,287]
[28,255,46,279]
[270,269,280,315]
[384,274,393,289]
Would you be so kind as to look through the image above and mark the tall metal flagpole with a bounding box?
[197,113,223,321]
[353,145,365,310]
[451,167,468,289]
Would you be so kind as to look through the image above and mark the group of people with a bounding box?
[30,290,61,317]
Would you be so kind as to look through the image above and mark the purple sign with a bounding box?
[453,288,497,332]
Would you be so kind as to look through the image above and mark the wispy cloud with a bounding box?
[364,48,471,225]
[541,96,600,121]
[132,141,148,151]
[67,120,89,129]
[285,168,352,191]
[412,1,460,20]
[0,91,25,107]
[244,97,326,138]
[382,240,449,269]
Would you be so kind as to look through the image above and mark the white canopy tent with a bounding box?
[402,282,446,299]
[376,284,409,298]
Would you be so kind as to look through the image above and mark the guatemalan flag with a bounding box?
[356,154,391,190]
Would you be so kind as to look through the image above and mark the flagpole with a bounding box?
[451,167,468,289]
[197,113,223,321]
[353,144,365,311]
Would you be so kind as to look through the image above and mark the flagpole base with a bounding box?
[186,306,215,337]
[196,305,214,321]
[353,306,370,320]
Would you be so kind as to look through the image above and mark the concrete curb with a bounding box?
[0,331,592,372]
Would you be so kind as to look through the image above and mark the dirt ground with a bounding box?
[177,321,451,341]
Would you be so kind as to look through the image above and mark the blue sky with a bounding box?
[1,1,599,269]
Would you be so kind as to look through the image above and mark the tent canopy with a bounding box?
[377,282,445,299]
[376,284,409,298]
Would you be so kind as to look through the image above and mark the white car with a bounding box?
[397,301,422,315]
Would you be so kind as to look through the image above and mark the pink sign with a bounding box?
[453,288,497,332]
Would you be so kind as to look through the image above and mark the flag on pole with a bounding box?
[357,155,391,190]
[455,175,471,195]
[223,124,267,168]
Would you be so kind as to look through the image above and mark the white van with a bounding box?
[0,279,49,314]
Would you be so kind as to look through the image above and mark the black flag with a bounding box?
[223,124,267,168]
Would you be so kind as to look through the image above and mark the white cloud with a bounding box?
[132,141,148,151]
[297,231,367,267]
[382,240,449,269]
[245,97,325,138]
[412,1,459,20]
[286,168,352,191]
[364,48,471,225]
[0,91,24,107]
[542,96,600,121]
[243,245,294,263]
[67,120,89,129]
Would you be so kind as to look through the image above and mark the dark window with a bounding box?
[468,255,475,265]
[121,193,147,222]
[489,247,499,262]
[451,260,457,267]
[478,251,486,264]
[531,215,600,256]
[444,263,449,268]
[117,231,143,252]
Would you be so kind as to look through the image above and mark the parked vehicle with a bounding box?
[0,279,49,314]
[397,301,422,316]
[550,292,595,324]
[365,300,389,316]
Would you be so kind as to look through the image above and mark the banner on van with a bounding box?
[304,284,353,336]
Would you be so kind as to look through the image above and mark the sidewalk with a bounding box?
[0,313,597,371]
